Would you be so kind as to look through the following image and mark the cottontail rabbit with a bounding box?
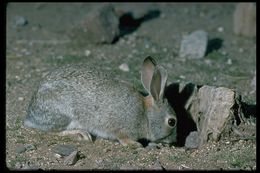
[24,56,177,148]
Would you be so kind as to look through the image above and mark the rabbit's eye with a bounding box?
[168,118,176,127]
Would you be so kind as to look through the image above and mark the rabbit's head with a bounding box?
[141,56,177,144]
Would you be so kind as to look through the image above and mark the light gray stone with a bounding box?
[179,30,208,59]
[14,16,28,27]
[185,131,199,149]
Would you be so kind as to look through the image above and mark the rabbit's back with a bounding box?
[25,64,147,140]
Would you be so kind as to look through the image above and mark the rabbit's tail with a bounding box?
[24,114,50,132]
[24,107,70,132]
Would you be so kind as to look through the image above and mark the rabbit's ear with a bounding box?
[141,56,157,93]
[150,65,168,101]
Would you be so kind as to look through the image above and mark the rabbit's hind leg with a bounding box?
[59,130,93,142]
[116,132,143,149]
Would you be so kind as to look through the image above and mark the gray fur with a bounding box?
[24,57,177,145]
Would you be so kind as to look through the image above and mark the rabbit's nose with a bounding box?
[168,118,176,127]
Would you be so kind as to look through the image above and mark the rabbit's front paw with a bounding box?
[59,130,93,142]
[120,139,143,149]
[116,132,143,149]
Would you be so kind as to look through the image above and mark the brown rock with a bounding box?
[233,3,256,37]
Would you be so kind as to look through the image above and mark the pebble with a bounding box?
[24,144,36,151]
[18,97,24,101]
[217,27,224,32]
[179,75,186,79]
[52,144,77,157]
[226,59,232,65]
[185,131,199,149]
[84,50,91,57]
[15,144,36,153]
[163,48,168,52]
[251,71,256,92]
[119,63,129,72]
[15,145,26,154]
[239,48,244,53]
[15,75,21,80]
[149,160,164,170]
[179,30,208,59]
[63,151,79,165]
[14,16,28,27]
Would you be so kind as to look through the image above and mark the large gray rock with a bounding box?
[188,85,236,146]
[233,3,256,37]
[71,4,119,44]
[179,30,208,59]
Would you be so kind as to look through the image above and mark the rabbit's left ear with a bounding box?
[141,56,157,94]
[150,65,168,101]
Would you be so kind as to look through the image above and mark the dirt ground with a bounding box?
[6,3,256,170]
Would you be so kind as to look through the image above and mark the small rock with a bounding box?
[179,30,208,59]
[52,144,77,156]
[24,144,36,151]
[239,48,244,53]
[54,153,62,158]
[217,27,224,32]
[226,59,232,65]
[185,131,199,149]
[15,145,26,154]
[14,16,28,27]
[149,160,164,170]
[233,3,256,37]
[18,97,24,101]
[179,75,186,79]
[251,71,256,92]
[119,63,129,72]
[84,50,91,57]
[21,162,40,170]
[103,148,111,153]
[63,151,79,165]
[146,142,159,149]
[15,162,23,169]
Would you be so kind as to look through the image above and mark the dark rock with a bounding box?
[24,144,36,151]
[15,145,26,154]
[52,144,77,156]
